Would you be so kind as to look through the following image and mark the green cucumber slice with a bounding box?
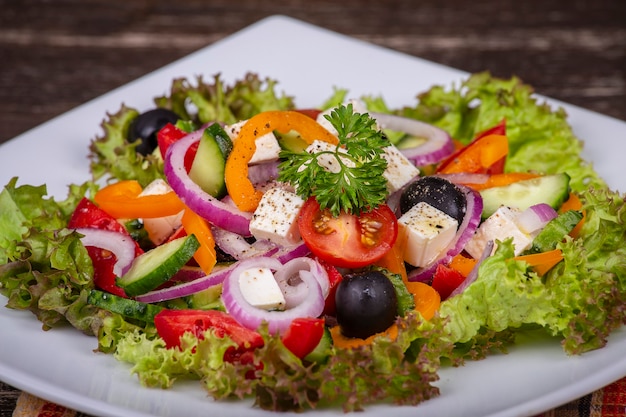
[529,210,584,254]
[117,234,200,296]
[304,326,333,364]
[87,289,164,322]
[276,130,309,152]
[373,266,415,316]
[479,173,571,219]
[188,124,233,198]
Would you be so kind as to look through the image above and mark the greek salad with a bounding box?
[1,72,625,412]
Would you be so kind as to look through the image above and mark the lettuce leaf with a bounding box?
[398,72,605,192]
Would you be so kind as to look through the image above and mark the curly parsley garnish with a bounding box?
[278,104,388,216]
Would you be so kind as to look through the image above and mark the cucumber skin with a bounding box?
[529,210,584,253]
[373,266,415,316]
[304,326,333,365]
[87,289,163,322]
[117,235,200,297]
[480,173,571,219]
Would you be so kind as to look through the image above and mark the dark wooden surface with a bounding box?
[0,1,625,416]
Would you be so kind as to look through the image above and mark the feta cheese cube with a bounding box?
[398,202,459,267]
[464,206,533,259]
[238,267,286,310]
[250,187,305,247]
[381,145,420,193]
[139,179,183,245]
[224,120,282,164]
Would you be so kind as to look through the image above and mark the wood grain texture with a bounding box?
[0,0,624,416]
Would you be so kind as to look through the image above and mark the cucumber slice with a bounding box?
[87,289,164,322]
[275,130,308,152]
[395,134,427,150]
[304,326,333,364]
[117,234,200,296]
[188,124,233,198]
[374,266,415,316]
[529,210,583,254]
[186,284,224,310]
[479,173,571,219]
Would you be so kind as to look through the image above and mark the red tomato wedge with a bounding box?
[297,197,398,269]
[154,309,264,362]
[157,123,197,172]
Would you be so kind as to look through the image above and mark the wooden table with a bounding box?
[1,1,625,416]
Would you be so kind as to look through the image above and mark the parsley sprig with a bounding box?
[278,104,389,216]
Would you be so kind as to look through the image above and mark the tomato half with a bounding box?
[298,197,398,269]
[154,309,264,362]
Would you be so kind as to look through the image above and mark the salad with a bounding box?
[0,72,625,413]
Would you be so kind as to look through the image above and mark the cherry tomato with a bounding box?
[297,197,398,269]
[430,263,466,300]
[154,309,264,362]
[294,108,322,120]
[156,123,197,172]
[281,317,325,359]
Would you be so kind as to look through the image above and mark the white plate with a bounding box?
[1,15,625,417]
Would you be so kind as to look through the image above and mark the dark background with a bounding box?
[0,1,625,416]
[0,0,624,145]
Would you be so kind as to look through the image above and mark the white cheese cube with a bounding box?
[138,179,183,245]
[303,140,354,173]
[224,120,282,164]
[398,202,459,267]
[382,145,420,193]
[249,187,304,247]
[238,267,286,310]
[464,206,533,259]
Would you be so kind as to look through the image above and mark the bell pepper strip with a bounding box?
[329,323,399,350]
[181,207,217,274]
[437,134,509,174]
[559,192,585,238]
[225,110,338,212]
[431,264,466,301]
[404,281,441,320]
[94,180,186,219]
[448,253,477,277]
[462,172,541,191]
[374,226,408,282]
[281,317,325,359]
[514,249,564,276]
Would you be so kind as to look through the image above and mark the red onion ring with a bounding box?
[515,203,558,235]
[248,161,279,186]
[274,257,330,302]
[222,256,325,334]
[370,112,455,166]
[407,185,483,282]
[74,227,136,276]
[163,130,252,236]
[211,225,278,260]
[274,242,311,263]
[448,240,494,298]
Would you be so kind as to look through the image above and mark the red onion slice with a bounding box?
[222,256,325,334]
[211,225,278,260]
[515,203,558,236]
[163,130,252,236]
[370,112,455,166]
[274,257,330,301]
[449,240,494,298]
[408,185,483,282]
[74,227,136,276]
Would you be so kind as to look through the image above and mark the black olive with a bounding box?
[128,108,180,155]
[399,176,467,224]
[335,270,398,339]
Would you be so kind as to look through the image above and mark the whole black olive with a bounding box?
[128,108,180,156]
[335,270,398,339]
[400,176,466,225]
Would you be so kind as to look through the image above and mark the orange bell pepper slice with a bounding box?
[437,134,509,174]
[463,172,541,191]
[514,249,564,276]
[404,281,441,321]
[375,226,408,281]
[94,180,185,219]
[181,208,217,274]
[329,323,399,349]
[225,111,338,212]
[449,253,478,277]
[559,192,585,238]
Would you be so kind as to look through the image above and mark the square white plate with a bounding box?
[1,15,625,417]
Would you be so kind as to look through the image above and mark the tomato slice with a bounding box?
[297,197,398,269]
[281,317,325,359]
[154,309,264,362]
[430,263,466,301]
